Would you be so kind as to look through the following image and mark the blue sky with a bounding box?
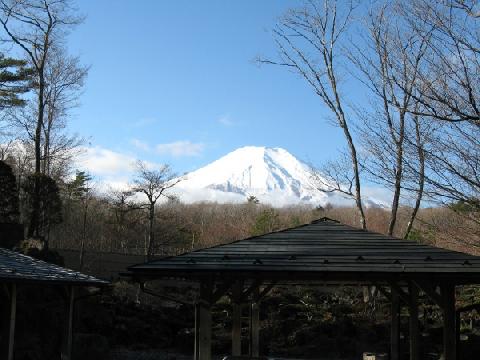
[67,0,361,177]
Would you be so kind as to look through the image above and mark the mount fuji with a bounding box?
[173,146,382,207]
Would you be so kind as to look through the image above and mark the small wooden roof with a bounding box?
[0,248,108,286]
[128,218,480,285]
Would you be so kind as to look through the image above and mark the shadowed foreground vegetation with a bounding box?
[56,280,480,360]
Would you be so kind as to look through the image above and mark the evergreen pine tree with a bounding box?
[0,53,32,109]
[0,160,19,223]
[22,174,62,241]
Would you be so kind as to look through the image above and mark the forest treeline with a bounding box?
[50,197,480,258]
[0,0,478,263]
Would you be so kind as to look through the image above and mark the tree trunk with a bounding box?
[147,204,155,260]
[404,117,425,239]
[343,123,367,229]
[42,115,52,176]
[332,66,366,230]
[29,72,45,238]
[79,200,88,270]
[388,141,404,235]
[387,107,406,236]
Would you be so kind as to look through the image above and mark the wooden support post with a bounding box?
[194,281,212,360]
[408,283,419,360]
[8,283,17,360]
[194,303,200,360]
[195,301,212,360]
[231,280,243,357]
[455,311,460,360]
[62,286,75,360]
[198,302,212,360]
[232,302,242,356]
[441,284,456,360]
[249,286,260,358]
[390,287,400,360]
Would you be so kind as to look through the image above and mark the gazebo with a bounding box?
[0,247,108,360]
[127,218,480,360]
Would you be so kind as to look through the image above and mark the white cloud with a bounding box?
[218,115,234,127]
[155,140,205,157]
[75,146,166,195]
[77,146,158,175]
[129,117,157,128]
[130,138,150,152]
[77,146,138,176]
[93,178,132,193]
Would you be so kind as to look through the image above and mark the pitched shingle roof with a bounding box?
[0,247,108,286]
[128,218,480,284]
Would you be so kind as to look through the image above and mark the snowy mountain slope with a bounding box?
[173,146,346,207]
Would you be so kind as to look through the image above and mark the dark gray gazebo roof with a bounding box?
[128,218,480,285]
[0,247,108,286]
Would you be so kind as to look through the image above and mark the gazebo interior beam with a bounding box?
[376,285,392,301]
[413,280,443,307]
[241,279,263,302]
[388,281,411,304]
[257,282,276,302]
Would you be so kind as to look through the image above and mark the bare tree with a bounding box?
[41,46,87,176]
[258,0,367,229]
[396,0,480,209]
[401,0,480,126]
[349,2,431,235]
[310,150,363,200]
[132,161,181,259]
[421,121,480,206]
[108,188,142,253]
[0,0,83,237]
[403,113,427,238]
[7,98,83,180]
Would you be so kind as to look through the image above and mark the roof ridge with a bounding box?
[310,217,340,224]
[129,220,316,268]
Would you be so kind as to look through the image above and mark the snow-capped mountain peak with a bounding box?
[175,146,331,206]
[172,146,390,208]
